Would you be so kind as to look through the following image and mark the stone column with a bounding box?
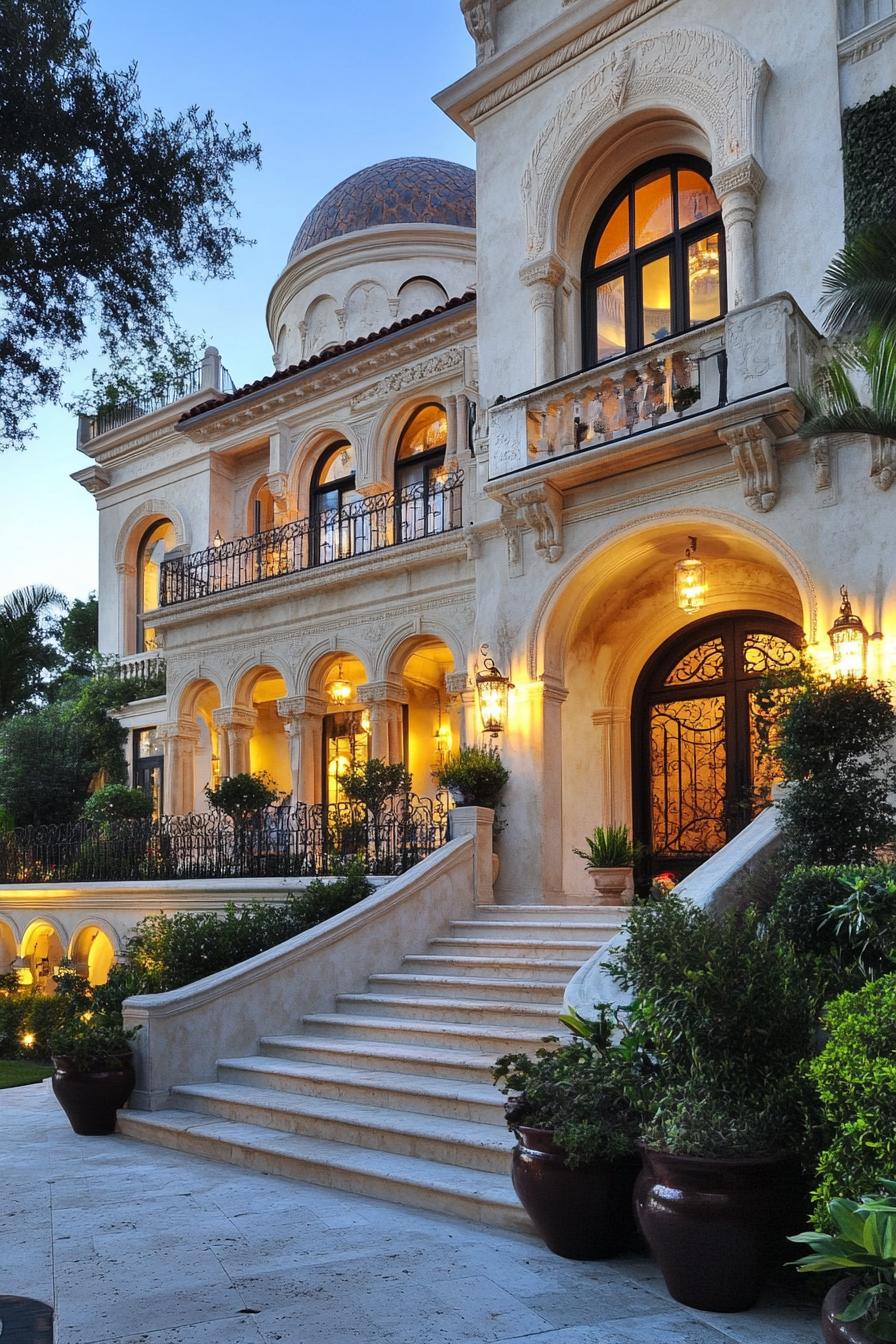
[591,708,632,827]
[520,254,565,386]
[500,675,568,903]
[711,157,766,311]
[155,720,201,816]
[358,680,408,763]
[277,694,327,804]
[449,806,495,905]
[212,706,258,777]
[445,394,459,465]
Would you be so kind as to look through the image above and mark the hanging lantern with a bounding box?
[475,645,513,738]
[328,662,354,705]
[828,586,868,680]
[674,535,707,614]
[212,530,224,547]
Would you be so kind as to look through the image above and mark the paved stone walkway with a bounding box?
[2,1083,821,1344]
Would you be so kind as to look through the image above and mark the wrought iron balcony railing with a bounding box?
[79,357,236,442]
[159,470,464,607]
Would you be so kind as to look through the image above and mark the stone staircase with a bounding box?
[117,903,627,1230]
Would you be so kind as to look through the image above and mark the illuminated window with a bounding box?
[311,441,357,564]
[137,519,175,651]
[395,404,449,542]
[582,156,725,368]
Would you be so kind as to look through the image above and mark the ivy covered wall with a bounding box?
[842,85,896,237]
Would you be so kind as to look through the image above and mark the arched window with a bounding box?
[582,156,725,368]
[248,480,275,535]
[311,440,356,563]
[395,404,448,541]
[137,519,175,650]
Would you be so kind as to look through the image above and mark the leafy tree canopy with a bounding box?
[0,0,259,448]
[0,584,66,718]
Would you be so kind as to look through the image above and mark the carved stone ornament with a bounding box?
[461,0,497,62]
[719,420,779,512]
[350,346,466,410]
[812,439,832,492]
[505,481,564,562]
[521,26,770,256]
[870,436,896,491]
[444,671,472,696]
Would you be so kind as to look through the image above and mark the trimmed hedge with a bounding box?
[843,86,896,237]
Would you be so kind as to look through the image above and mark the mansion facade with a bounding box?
[74,0,896,906]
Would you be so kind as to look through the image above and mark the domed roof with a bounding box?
[287,157,476,264]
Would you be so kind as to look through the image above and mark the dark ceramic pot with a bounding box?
[511,1125,639,1259]
[51,1053,135,1136]
[822,1278,876,1344]
[635,1146,799,1312]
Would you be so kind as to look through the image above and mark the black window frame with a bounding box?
[310,440,356,565]
[581,154,726,371]
[394,403,448,542]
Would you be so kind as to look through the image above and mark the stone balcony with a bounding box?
[486,293,823,497]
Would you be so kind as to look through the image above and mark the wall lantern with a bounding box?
[476,644,513,738]
[212,530,224,547]
[328,662,354,705]
[674,535,707,614]
[828,586,869,680]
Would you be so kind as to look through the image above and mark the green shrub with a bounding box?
[756,668,896,866]
[204,771,280,819]
[436,745,509,810]
[573,823,635,868]
[339,758,411,816]
[48,1013,139,1070]
[609,895,816,1157]
[82,783,153,822]
[810,974,896,1221]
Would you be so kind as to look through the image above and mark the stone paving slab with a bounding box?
[0,1082,822,1344]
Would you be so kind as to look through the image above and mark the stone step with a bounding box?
[451,918,622,943]
[260,1034,502,1082]
[427,935,599,959]
[400,953,582,980]
[170,1082,514,1174]
[368,972,567,1003]
[299,1012,556,1056]
[117,1109,531,1233]
[216,1056,506,1125]
[334,992,560,1029]
[479,903,629,922]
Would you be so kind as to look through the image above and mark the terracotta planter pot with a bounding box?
[51,1053,135,1136]
[512,1125,639,1259]
[822,1278,877,1344]
[586,866,633,905]
[635,1146,799,1312]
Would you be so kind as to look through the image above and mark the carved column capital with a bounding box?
[711,155,766,211]
[276,694,328,722]
[719,418,780,512]
[212,706,258,733]
[357,679,409,705]
[519,253,565,308]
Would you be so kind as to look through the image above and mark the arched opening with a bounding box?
[395,404,449,542]
[581,155,724,367]
[69,926,116,987]
[310,441,358,564]
[318,654,372,806]
[248,479,275,536]
[21,921,65,995]
[397,276,448,321]
[244,669,291,798]
[137,518,176,651]
[389,638,456,794]
[177,679,223,813]
[0,919,16,975]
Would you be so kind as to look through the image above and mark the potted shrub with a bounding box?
[790,1184,896,1343]
[573,823,635,904]
[493,1009,639,1259]
[49,1013,140,1135]
[609,895,816,1312]
[436,744,509,809]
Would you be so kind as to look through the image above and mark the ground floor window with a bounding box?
[133,728,164,819]
[632,612,802,880]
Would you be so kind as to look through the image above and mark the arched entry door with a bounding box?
[632,612,802,880]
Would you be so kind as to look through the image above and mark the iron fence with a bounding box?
[86,365,237,439]
[0,795,448,884]
[160,470,464,606]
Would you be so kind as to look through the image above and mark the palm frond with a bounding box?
[799,330,896,442]
[0,586,67,622]
[822,222,896,336]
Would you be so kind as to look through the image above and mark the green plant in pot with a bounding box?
[573,823,636,905]
[609,895,816,1313]
[436,744,509,810]
[493,1008,640,1259]
[49,1012,140,1136]
[790,1184,896,1343]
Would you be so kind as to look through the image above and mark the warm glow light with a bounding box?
[327,754,351,779]
[213,530,224,547]
[674,536,707,614]
[476,645,513,738]
[828,586,869,680]
[328,663,354,705]
[20,1032,35,1048]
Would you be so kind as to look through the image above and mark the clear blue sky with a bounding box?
[0,1,475,602]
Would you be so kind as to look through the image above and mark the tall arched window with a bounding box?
[311,440,356,563]
[137,519,175,650]
[395,404,448,541]
[582,156,725,368]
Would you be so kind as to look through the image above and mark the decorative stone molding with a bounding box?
[504,481,564,562]
[521,27,770,258]
[519,253,565,297]
[444,671,472,696]
[350,346,466,410]
[870,436,896,491]
[276,695,328,721]
[719,420,780,512]
[461,0,497,62]
[357,680,410,705]
[711,154,766,201]
[266,471,290,517]
[500,503,525,577]
[155,720,201,746]
[812,439,832,492]
[72,465,110,495]
[212,706,258,732]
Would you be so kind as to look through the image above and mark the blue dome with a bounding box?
[287,157,476,264]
